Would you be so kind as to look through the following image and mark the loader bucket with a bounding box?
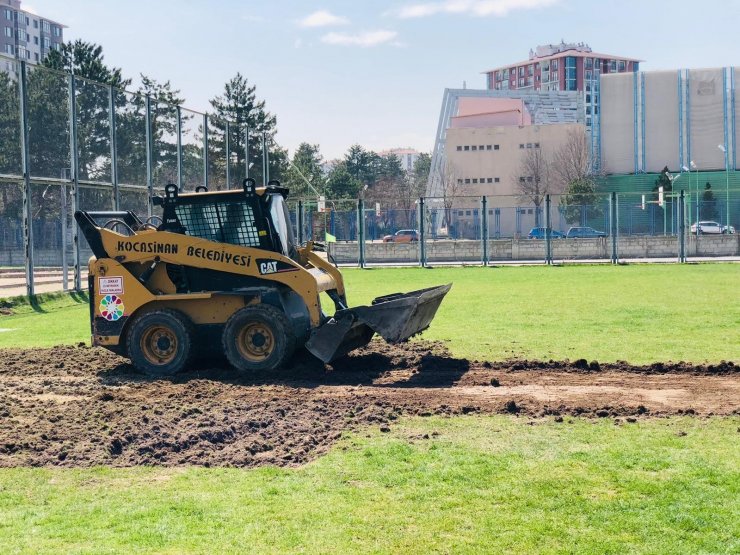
[305,284,452,363]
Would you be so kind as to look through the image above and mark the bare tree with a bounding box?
[551,127,600,189]
[439,163,462,232]
[514,146,553,225]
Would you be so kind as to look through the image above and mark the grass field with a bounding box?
[1,416,737,554]
[1,264,738,363]
[1,264,738,554]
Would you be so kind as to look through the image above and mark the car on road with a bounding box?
[383,229,420,243]
[566,226,607,238]
[527,227,565,239]
[690,221,729,234]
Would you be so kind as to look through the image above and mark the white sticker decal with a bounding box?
[99,276,124,295]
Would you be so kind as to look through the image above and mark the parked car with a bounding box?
[725,225,736,234]
[566,226,607,238]
[527,227,565,239]
[382,229,420,243]
[690,221,727,234]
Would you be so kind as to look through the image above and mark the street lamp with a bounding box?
[718,145,730,230]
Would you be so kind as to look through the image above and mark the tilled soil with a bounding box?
[0,341,737,468]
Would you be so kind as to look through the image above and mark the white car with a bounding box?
[689,221,728,234]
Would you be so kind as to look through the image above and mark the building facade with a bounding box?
[378,148,422,173]
[1,0,64,74]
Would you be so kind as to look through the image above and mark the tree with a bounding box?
[43,40,130,182]
[209,73,278,188]
[551,127,599,190]
[438,163,462,233]
[560,178,603,225]
[285,143,326,199]
[514,146,552,226]
[326,162,362,199]
[702,182,719,220]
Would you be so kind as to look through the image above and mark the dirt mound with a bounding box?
[0,341,737,468]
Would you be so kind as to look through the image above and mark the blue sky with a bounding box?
[26,0,740,159]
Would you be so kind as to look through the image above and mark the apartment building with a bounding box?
[1,0,64,73]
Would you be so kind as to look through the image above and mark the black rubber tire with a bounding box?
[126,309,194,377]
[222,304,296,372]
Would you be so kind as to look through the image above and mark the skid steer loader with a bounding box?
[75,179,450,376]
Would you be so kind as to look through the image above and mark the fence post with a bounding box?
[108,85,120,210]
[225,120,231,188]
[244,125,250,179]
[262,131,269,184]
[60,183,68,291]
[419,197,426,267]
[679,190,686,263]
[202,113,209,189]
[358,198,365,268]
[18,61,34,296]
[297,200,304,244]
[176,105,183,190]
[145,94,153,215]
[544,194,552,265]
[68,73,81,291]
[610,192,618,264]
[481,196,488,265]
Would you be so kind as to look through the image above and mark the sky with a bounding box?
[24,0,740,160]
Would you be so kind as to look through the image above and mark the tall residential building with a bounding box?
[1,0,64,73]
[483,41,641,131]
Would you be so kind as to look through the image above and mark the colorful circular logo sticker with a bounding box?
[99,295,125,322]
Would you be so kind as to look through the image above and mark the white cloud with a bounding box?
[394,0,559,18]
[321,30,399,47]
[298,10,349,28]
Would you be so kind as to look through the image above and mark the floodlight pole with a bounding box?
[18,61,34,296]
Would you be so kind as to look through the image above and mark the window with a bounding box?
[518,78,524,87]
[586,94,591,103]
[585,70,592,81]
[4,44,12,54]
[4,9,11,20]
[519,177,525,183]
[551,71,558,81]
[486,145,492,150]
[479,145,484,150]
[34,52,38,61]
[519,144,524,149]
[534,143,540,148]
[465,211,471,216]
[551,59,558,70]
[472,145,477,151]
[526,143,532,149]
[33,35,38,44]
[17,29,27,40]
[174,200,262,248]
[586,117,592,126]
[457,211,464,216]
[472,179,478,184]
[503,68,509,79]
[609,59,617,72]
[585,57,593,69]
[42,20,50,33]
[494,144,499,150]
[4,27,10,37]
[42,36,49,48]
[464,178,471,184]
[618,60,626,72]
[494,177,500,183]
[528,209,533,214]
[463,145,469,151]
[456,146,462,151]
[33,19,38,28]
[457,179,463,184]
[486,178,492,183]
[53,26,61,37]
[527,177,533,183]
[518,66,524,76]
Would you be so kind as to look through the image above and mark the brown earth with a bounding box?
[0,341,737,468]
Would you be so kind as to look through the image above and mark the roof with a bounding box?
[482,49,642,74]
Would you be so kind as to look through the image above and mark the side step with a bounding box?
[305,284,452,363]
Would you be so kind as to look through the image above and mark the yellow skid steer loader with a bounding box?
[75,179,450,376]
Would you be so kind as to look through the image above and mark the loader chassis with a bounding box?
[75,180,450,376]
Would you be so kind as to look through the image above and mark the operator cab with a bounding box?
[155,178,297,260]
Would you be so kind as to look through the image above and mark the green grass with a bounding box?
[2,265,738,362]
[0,416,737,554]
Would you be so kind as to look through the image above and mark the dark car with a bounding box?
[527,227,565,239]
[382,229,420,243]
[566,226,607,238]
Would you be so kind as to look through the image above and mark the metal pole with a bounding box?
[419,197,426,267]
[176,105,183,190]
[695,167,699,235]
[69,74,81,291]
[19,61,34,296]
[297,200,304,244]
[481,196,488,265]
[145,95,154,215]
[202,113,208,189]
[726,162,731,229]
[60,183,68,291]
[679,189,686,262]
[358,198,365,268]
[109,85,119,210]
[225,120,231,189]
[262,131,269,184]
[244,125,250,180]
[610,191,618,264]
[544,195,552,265]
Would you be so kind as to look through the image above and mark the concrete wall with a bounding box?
[328,235,739,264]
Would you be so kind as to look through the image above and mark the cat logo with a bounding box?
[259,261,278,275]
